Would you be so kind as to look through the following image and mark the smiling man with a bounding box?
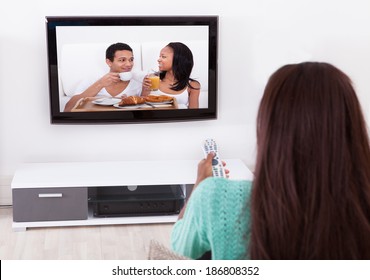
[64,43,142,112]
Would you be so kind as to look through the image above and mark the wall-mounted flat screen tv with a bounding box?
[46,16,218,124]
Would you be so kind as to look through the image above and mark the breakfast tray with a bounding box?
[71,97,178,112]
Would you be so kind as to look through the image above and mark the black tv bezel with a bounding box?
[46,16,218,124]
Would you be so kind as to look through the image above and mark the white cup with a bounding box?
[119,72,133,81]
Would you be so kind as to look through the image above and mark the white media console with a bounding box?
[11,159,253,231]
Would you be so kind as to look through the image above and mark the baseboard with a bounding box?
[0,176,12,205]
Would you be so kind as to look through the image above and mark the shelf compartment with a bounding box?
[13,187,88,222]
[88,185,185,217]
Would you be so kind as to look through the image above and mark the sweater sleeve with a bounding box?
[171,177,252,260]
[171,181,211,259]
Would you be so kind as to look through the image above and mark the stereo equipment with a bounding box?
[88,185,185,217]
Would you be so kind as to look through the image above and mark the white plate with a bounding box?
[145,100,173,105]
[113,104,143,109]
[92,98,121,106]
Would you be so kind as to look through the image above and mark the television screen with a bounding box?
[46,16,218,124]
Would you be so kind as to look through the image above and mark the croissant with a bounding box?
[119,96,145,106]
[144,95,173,103]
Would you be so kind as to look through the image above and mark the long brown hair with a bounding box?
[250,62,370,259]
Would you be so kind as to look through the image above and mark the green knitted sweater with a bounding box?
[171,177,252,260]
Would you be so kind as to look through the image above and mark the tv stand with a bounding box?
[11,159,253,231]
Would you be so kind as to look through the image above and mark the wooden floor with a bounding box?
[0,207,173,260]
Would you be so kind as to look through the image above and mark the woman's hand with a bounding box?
[177,153,229,220]
[194,153,229,188]
[195,153,214,186]
[141,76,152,96]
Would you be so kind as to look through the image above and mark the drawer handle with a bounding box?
[38,193,63,198]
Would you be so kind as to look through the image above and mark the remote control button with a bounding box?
[212,159,219,166]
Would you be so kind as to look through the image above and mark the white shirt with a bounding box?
[73,76,142,97]
[156,87,189,108]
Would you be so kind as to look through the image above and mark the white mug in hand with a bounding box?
[119,72,133,81]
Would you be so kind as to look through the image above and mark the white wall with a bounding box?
[1,0,370,204]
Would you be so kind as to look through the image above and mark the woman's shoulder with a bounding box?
[195,177,252,200]
[192,178,252,231]
[200,177,252,188]
[189,79,200,86]
[189,79,201,89]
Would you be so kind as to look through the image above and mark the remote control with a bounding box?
[203,138,226,178]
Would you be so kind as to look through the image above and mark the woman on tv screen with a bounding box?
[142,42,201,109]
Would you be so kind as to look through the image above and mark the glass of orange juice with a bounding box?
[148,72,160,91]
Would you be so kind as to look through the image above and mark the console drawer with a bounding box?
[13,187,88,222]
